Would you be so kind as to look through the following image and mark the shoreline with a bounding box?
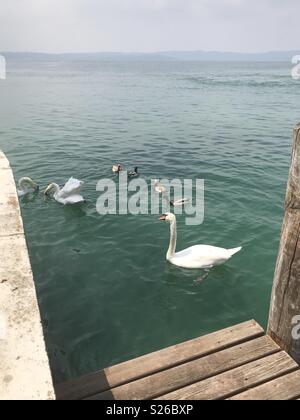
[0,150,54,400]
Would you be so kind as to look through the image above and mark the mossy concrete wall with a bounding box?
[0,151,54,400]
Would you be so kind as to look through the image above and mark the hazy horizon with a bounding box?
[1,49,299,55]
[0,1,299,53]
[2,50,298,64]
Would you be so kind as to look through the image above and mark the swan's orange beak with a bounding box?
[159,214,167,221]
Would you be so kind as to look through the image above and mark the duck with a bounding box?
[128,167,139,178]
[170,198,191,207]
[44,177,85,205]
[159,212,242,269]
[17,177,39,197]
[154,180,190,207]
[112,164,123,173]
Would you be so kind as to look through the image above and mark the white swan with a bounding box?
[17,177,39,197]
[160,213,242,269]
[44,177,85,205]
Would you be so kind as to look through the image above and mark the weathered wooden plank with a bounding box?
[86,336,280,400]
[268,123,300,364]
[157,352,298,400]
[228,369,300,400]
[55,320,263,400]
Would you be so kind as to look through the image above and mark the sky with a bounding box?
[0,0,299,53]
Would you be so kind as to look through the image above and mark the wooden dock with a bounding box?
[55,320,300,400]
[55,124,300,401]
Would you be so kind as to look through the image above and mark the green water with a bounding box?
[0,59,298,382]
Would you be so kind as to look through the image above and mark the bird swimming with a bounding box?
[112,164,123,173]
[128,167,139,178]
[159,213,242,269]
[44,177,85,205]
[154,179,167,194]
[170,198,191,207]
[17,177,39,197]
[154,179,190,207]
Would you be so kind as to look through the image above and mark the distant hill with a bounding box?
[1,50,298,62]
[158,50,299,62]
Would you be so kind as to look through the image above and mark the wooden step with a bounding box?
[55,320,264,400]
[87,335,279,400]
[228,370,300,400]
[157,352,298,400]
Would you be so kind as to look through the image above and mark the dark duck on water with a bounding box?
[128,166,139,178]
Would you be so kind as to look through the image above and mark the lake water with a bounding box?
[0,58,299,383]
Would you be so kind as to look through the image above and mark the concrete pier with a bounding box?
[0,151,54,400]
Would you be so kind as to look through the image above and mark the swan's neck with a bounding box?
[19,183,28,193]
[52,184,60,194]
[167,220,177,260]
[47,183,60,196]
[19,178,32,191]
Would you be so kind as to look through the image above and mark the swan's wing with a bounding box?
[60,178,83,198]
[174,245,232,268]
[65,194,85,205]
